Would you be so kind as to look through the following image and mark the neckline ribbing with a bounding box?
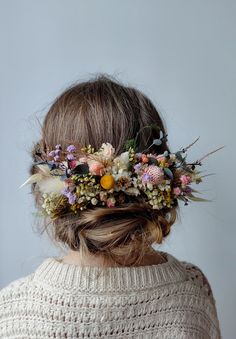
[32,251,187,292]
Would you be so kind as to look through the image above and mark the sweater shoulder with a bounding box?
[179,260,215,298]
[0,273,35,301]
[179,259,221,335]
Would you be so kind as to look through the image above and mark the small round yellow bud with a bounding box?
[100,174,115,190]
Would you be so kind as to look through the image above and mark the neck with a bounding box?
[61,249,167,267]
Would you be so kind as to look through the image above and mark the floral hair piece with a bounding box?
[19,124,224,220]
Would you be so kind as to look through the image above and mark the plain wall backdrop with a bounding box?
[0,1,235,337]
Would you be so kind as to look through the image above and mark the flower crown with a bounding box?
[20,124,223,219]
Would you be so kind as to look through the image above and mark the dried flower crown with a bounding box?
[20,124,223,220]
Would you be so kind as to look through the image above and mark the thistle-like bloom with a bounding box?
[141,172,151,184]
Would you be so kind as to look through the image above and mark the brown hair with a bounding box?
[31,74,179,266]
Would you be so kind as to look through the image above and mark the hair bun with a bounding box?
[51,202,177,266]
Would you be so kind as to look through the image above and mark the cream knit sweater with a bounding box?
[0,251,221,339]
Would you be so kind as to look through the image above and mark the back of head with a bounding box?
[30,74,178,266]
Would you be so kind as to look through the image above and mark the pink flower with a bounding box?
[106,197,116,208]
[88,160,105,176]
[180,175,191,186]
[99,191,108,202]
[64,178,76,190]
[69,160,77,169]
[156,155,166,162]
[173,187,182,196]
[143,165,164,185]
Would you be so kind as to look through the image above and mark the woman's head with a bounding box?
[31,74,178,266]
[41,74,169,156]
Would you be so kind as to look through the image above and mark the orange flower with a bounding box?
[100,174,115,189]
[141,154,149,163]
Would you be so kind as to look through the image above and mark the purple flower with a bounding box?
[135,153,142,160]
[68,192,76,205]
[133,163,142,173]
[55,149,61,156]
[185,186,192,194]
[49,147,61,162]
[54,155,60,161]
[55,144,62,150]
[48,150,55,157]
[67,153,76,161]
[142,173,151,183]
[61,187,69,196]
[61,187,77,205]
[67,145,76,153]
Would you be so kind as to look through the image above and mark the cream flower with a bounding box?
[125,187,140,196]
[99,143,115,159]
[38,176,65,195]
[113,151,130,172]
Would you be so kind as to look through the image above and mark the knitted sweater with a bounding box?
[0,251,221,339]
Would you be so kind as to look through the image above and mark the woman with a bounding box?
[0,74,221,338]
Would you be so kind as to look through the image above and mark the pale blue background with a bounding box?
[0,1,235,337]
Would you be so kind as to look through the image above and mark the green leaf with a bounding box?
[164,167,173,180]
[182,165,194,174]
[153,138,162,146]
[71,163,89,175]
[148,157,158,165]
[123,138,136,151]
[175,151,184,161]
[187,194,212,202]
[189,188,201,193]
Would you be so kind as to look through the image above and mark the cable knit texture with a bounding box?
[0,251,221,339]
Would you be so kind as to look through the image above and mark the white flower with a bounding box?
[112,171,130,181]
[169,154,176,161]
[147,182,153,190]
[117,151,130,165]
[38,176,65,195]
[91,198,98,205]
[88,192,96,197]
[113,151,130,170]
[99,143,115,159]
[158,184,166,191]
[125,187,140,196]
[152,189,158,196]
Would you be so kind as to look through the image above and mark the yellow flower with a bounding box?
[71,204,78,214]
[165,191,171,204]
[159,160,169,168]
[100,174,115,189]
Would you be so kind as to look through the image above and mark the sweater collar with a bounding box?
[32,251,187,293]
